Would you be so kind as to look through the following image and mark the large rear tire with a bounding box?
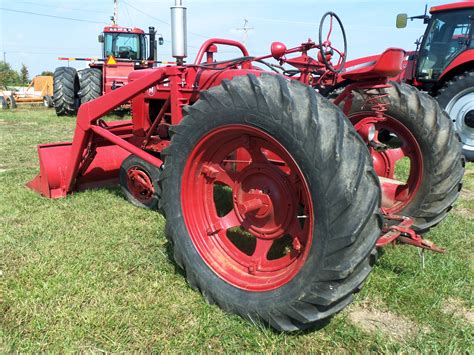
[345,82,464,233]
[435,71,474,161]
[53,67,80,116]
[79,68,102,104]
[160,73,381,332]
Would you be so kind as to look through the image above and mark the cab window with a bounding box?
[104,33,142,60]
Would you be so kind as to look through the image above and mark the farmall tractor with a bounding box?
[53,23,163,116]
[396,1,474,160]
[28,1,464,332]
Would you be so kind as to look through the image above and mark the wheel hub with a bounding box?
[127,168,154,202]
[465,110,474,129]
[234,164,295,240]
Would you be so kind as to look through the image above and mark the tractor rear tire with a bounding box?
[345,82,464,233]
[119,155,161,210]
[435,71,474,161]
[160,73,382,332]
[79,68,102,104]
[53,67,80,116]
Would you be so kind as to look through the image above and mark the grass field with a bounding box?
[1,108,473,352]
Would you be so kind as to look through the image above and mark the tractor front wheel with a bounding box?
[346,82,464,233]
[119,155,161,210]
[161,74,381,331]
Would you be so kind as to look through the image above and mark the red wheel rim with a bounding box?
[351,113,423,213]
[181,125,314,291]
[126,166,155,204]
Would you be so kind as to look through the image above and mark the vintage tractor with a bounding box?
[53,24,164,116]
[396,1,474,160]
[27,1,464,332]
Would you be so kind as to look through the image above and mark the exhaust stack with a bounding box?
[171,0,187,64]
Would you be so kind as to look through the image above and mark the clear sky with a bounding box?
[0,0,444,77]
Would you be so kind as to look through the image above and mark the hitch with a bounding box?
[377,214,445,253]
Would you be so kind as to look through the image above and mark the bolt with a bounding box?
[248,264,256,274]
[292,237,302,252]
[201,164,219,180]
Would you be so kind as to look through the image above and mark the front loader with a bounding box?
[27,1,464,332]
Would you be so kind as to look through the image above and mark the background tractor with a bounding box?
[396,1,474,160]
[28,1,464,332]
[53,5,164,117]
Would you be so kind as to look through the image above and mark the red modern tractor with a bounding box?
[397,2,474,160]
[28,1,464,332]
[53,23,164,116]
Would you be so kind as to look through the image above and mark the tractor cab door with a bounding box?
[103,32,146,61]
[417,9,473,81]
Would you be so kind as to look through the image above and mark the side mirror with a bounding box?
[396,13,408,29]
[158,36,164,46]
[98,34,104,43]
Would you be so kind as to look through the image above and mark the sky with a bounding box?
[0,0,444,77]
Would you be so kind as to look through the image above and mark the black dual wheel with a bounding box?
[53,67,80,116]
[79,68,102,104]
[160,73,381,332]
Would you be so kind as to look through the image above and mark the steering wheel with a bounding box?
[318,12,347,73]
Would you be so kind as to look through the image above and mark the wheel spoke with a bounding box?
[215,167,238,187]
[247,140,268,164]
[385,147,406,163]
[219,210,240,231]
[252,238,273,263]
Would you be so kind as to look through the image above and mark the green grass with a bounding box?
[1,108,473,352]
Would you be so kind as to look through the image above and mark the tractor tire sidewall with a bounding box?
[435,71,474,161]
[79,68,102,104]
[53,67,80,116]
[119,155,161,210]
[346,82,464,233]
[161,74,381,331]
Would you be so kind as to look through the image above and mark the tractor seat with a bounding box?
[341,48,406,81]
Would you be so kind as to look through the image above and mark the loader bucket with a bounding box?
[27,140,130,198]
[27,67,167,199]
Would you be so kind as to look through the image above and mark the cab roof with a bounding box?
[430,1,474,13]
[103,25,145,35]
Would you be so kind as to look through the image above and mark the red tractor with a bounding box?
[53,24,163,116]
[396,1,474,160]
[28,2,464,332]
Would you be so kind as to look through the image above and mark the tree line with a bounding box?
[0,61,53,87]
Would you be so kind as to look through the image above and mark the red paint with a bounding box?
[181,125,314,291]
[430,1,474,13]
[349,112,423,213]
[439,49,474,82]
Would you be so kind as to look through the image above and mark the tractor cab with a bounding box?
[102,26,147,61]
[416,6,473,81]
[99,25,163,63]
[397,2,474,84]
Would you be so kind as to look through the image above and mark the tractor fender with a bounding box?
[438,49,474,83]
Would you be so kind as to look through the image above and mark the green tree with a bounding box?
[0,61,21,87]
[40,70,54,76]
[20,63,29,84]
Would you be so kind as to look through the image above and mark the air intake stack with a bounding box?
[171,0,187,64]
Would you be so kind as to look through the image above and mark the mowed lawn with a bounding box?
[1,108,473,352]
